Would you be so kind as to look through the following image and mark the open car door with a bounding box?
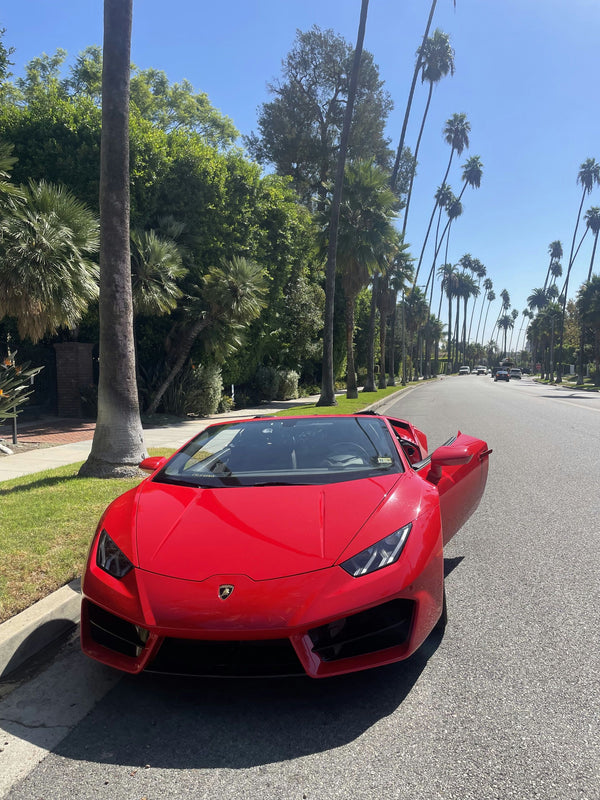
[427,432,492,545]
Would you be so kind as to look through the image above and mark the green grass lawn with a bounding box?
[0,382,416,623]
[0,449,174,623]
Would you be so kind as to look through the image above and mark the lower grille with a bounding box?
[147,637,305,677]
[88,603,148,658]
[308,599,414,662]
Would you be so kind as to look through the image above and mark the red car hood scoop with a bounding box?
[135,476,399,581]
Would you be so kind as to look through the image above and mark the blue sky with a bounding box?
[3,0,600,346]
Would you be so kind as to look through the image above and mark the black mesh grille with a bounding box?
[88,602,148,658]
[148,637,305,677]
[308,599,414,662]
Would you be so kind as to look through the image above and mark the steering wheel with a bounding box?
[324,442,371,466]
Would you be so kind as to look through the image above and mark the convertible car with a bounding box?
[81,413,491,678]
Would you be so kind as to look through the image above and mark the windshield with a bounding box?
[156,416,403,488]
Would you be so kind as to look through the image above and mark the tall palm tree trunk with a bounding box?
[80,0,145,478]
[401,84,434,236]
[363,274,378,391]
[318,0,369,406]
[345,297,359,399]
[390,0,438,190]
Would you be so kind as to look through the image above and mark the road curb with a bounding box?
[0,579,81,679]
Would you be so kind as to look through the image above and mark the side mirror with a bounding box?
[139,456,168,472]
[427,445,472,483]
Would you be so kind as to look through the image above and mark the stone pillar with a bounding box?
[54,342,95,417]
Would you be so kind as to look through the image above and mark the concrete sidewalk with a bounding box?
[0,389,406,679]
[0,396,321,482]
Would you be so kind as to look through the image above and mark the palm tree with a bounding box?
[459,271,479,362]
[508,308,519,353]
[130,228,186,316]
[481,289,496,345]
[584,207,600,282]
[557,157,600,381]
[318,0,369,406]
[527,287,550,313]
[497,314,514,356]
[425,313,444,377]
[405,287,429,378]
[457,155,483,201]
[0,141,25,212]
[543,240,563,293]
[413,112,470,286]
[438,262,458,368]
[576,275,600,386]
[442,194,463,265]
[414,182,451,289]
[422,183,453,297]
[467,258,486,342]
[327,159,398,398]
[475,277,493,344]
[0,179,99,343]
[391,0,441,190]
[515,308,532,355]
[401,29,455,235]
[386,244,414,385]
[80,0,144,477]
[441,113,471,187]
[549,261,563,287]
[146,256,267,414]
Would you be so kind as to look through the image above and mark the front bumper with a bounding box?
[81,551,444,678]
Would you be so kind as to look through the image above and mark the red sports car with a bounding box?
[81,413,491,678]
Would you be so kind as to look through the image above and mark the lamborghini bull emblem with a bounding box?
[218,584,235,600]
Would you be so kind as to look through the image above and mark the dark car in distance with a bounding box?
[494,369,510,382]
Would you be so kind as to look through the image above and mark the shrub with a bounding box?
[254,365,280,401]
[162,363,223,417]
[277,370,299,400]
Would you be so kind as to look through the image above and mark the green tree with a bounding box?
[576,275,600,385]
[130,68,238,147]
[321,157,398,399]
[557,158,600,380]
[80,0,144,478]
[146,256,267,414]
[0,179,99,342]
[245,21,392,209]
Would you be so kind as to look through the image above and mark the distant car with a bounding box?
[80,413,491,679]
[509,368,522,379]
[494,369,510,382]
[475,366,487,375]
[458,366,470,375]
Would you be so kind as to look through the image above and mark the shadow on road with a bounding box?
[52,634,442,769]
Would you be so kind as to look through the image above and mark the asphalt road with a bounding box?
[2,376,599,799]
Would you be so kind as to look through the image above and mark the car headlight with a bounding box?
[96,529,134,578]
[340,523,412,577]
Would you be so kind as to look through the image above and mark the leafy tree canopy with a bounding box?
[245,25,394,207]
